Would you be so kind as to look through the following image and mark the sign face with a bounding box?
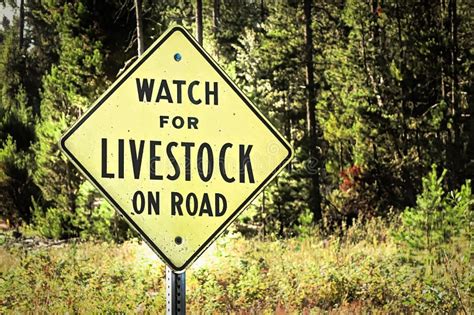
[60,26,293,272]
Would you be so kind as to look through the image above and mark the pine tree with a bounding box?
[0,14,39,225]
[32,1,106,238]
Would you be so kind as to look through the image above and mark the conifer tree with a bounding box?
[32,1,106,237]
[0,14,39,225]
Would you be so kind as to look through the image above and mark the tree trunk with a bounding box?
[303,0,322,222]
[213,0,220,34]
[196,0,203,45]
[19,0,25,51]
[134,0,144,56]
[440,0,446,99]
[449,0,461,183]
[261,187,266,238]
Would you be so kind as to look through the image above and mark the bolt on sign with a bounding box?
[60,26,293,272]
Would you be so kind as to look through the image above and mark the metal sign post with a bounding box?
[166,266,186,315]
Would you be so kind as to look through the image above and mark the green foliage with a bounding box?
[0,0,472,250]
[0,137,36,223]
[229,3,313,236]
[31,205,66,239]
[30,1,119,239]
[318,0,474,222]
[394,165,473,267]
[0,18,40,224]
[30,181,133,241]
[72,182,115,240]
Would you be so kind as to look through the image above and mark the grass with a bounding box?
[0,218,471,314]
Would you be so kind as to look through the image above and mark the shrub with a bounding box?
[31,182,132,241]
[394,164,473,267]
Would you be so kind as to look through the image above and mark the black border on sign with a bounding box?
[60,26,293,272]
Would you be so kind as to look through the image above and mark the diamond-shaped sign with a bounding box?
[60,26,293,271]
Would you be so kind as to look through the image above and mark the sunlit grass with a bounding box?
[0,220,470,313]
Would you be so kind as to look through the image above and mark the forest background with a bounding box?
[0,0,472,313]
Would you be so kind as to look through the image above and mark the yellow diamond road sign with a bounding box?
[60,26,293,271]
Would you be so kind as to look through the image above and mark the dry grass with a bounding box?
[0,220,470,314]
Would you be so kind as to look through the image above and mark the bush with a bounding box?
[393,164,473,267]
[30,182,132,241]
